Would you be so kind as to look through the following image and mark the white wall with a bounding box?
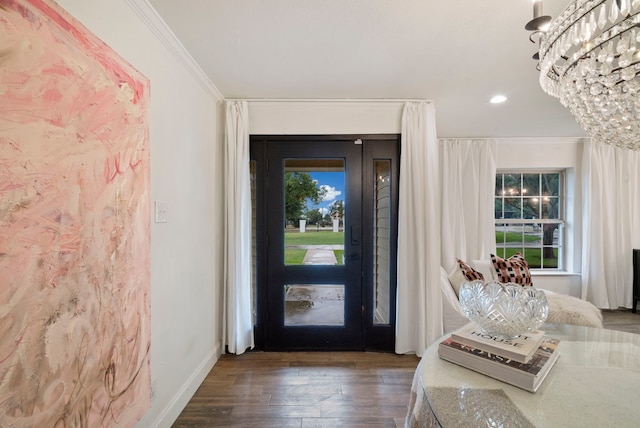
[248,100,405,135]
[249,102,587,297]
[55,1,224,426]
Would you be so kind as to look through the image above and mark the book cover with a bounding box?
[438,336,560,392]
[451,323,546,363]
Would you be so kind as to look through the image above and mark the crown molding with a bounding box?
[123,0,224,100]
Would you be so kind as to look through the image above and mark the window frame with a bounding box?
[494,170,565,271]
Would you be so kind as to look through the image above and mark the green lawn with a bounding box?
[283,231,345,266]
[495,247,558,269]
[495,231,558,268]
[284,249,344,265]
[284,249,307,265]
[284,230,557,268]
[495,231,540,243]
[284,230,345,246]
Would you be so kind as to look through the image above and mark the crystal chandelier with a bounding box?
[527,0,640,150]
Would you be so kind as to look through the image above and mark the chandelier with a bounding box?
[526,0,640,150]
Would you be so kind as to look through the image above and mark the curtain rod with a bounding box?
[224,98,432,103]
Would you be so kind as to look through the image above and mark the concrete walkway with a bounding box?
[284,285,344,325]
[302,248,337,265]
[286,245,343,250]
[285,245,344,325]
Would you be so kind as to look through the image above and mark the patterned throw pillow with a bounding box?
[490,253,533,286]
[457,258,485,282]
[448,259,485,297]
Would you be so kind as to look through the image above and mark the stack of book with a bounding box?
[438,323,560,393]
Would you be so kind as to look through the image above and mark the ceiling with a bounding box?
[147,0,585,139]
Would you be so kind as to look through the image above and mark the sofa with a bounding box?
[406,259,604,428]
[440,259,604,334]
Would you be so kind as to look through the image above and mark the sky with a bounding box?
[308,172,345,215]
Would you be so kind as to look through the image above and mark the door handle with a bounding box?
[351,225,360,246]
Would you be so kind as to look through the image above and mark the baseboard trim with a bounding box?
[149,343,222,427]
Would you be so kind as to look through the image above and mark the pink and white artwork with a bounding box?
[0,0,151,426]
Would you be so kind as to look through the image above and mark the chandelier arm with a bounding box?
[555,20,640,81]
[610,66,640,87]
[538,0,608,61]
[530,30,545,44]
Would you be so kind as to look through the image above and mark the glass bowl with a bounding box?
[458,280,549,340]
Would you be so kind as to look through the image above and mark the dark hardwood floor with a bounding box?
[173,310,639,428]
[172,351,420,428]
[601,308,640,334]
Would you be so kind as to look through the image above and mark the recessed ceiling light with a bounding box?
[490,95,507,104]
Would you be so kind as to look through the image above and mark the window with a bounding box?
[495,171,564,270]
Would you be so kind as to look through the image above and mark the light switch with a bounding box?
[154,201,168,223]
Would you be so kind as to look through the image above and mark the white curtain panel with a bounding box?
[439,139,497,273]
[223,100,254,354]
[396,101,443,356]
[582,139,640,309]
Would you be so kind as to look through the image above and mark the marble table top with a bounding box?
[420,323,640,427]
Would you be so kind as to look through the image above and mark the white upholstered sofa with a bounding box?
[440,259,603,334]
[406,260,604,428]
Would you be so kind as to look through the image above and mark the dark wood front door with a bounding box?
[251,135,399,351]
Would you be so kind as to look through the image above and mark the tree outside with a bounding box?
[305,208,324,225]
[284,172,326,226]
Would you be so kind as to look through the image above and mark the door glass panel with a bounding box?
[250,160,257,324]
[373,160,391,325]
[284,284,345,326]
[283,159,345,266]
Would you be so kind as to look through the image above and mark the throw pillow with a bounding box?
[457,258,485,282]
[490,253,533,286]
[448,259,485,297]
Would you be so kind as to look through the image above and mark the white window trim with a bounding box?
[495,170,566,271]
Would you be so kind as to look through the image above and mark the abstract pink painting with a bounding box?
[0,0,151,426]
